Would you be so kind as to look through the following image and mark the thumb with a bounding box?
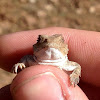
[10,65,88,100]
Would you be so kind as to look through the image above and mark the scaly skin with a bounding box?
[12,34,81,86]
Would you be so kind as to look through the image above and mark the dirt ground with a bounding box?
[0,0,100,89]
[0,0,100,35]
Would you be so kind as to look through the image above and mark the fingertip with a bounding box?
[10,65,88,100]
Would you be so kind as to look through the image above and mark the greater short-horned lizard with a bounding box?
[12,34,81,86]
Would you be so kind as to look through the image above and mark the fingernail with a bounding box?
[12,72,65,100]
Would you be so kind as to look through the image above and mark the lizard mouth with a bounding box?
[34,47,67,60]
[34,55,68,68]
[33,47,68,67]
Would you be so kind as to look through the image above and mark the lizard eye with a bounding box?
[37,35,44,42]
[37,35,48,43]
[37,35,41,42]
[44,39,48,43]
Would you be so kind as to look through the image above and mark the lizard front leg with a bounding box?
[12,55,36,74]
[60,61,81,86]
[69,62,81,86]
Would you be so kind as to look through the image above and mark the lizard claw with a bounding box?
[70,73,80,87]
[12,63,26,74]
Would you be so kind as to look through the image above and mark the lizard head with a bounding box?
[33,34,68,61]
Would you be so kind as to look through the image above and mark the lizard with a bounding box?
[12,34,81,86]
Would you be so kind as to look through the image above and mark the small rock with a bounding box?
[45,4,53,11]
[37,10,46,17]
[89,6,96,13]
[76,8,83,14]
[29,0,36,3]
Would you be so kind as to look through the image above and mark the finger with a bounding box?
[0,85,12,100]
[0,27,100,86]
[79,81,100,100]
[10,65,88,100]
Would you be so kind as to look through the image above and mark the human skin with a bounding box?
[0,27,100,100]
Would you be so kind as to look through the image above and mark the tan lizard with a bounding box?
[12,34,81,86]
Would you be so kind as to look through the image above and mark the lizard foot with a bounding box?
[12,63,26,74]
[70,73,80,87]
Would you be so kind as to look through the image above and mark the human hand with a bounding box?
[0,27,100,100]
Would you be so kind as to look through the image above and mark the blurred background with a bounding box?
[0,0,100,88]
